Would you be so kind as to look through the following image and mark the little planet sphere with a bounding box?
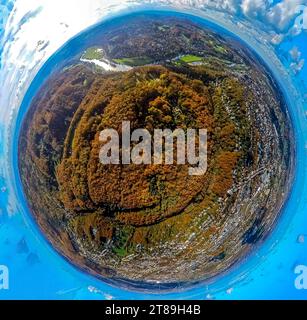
[18,13,294,289]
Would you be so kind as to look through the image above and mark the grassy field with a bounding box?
[179,55,203,63]
[215,45,228,54]
[113,56,153,66]
[82,47,104,60]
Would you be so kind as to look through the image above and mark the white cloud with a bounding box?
[144,0,307,34]
[289,46,301,62]
[288,46,304,74]
[270,33,284,45]
[266,0,307,31]
[240,0,272,19]
[290,59,305,74]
